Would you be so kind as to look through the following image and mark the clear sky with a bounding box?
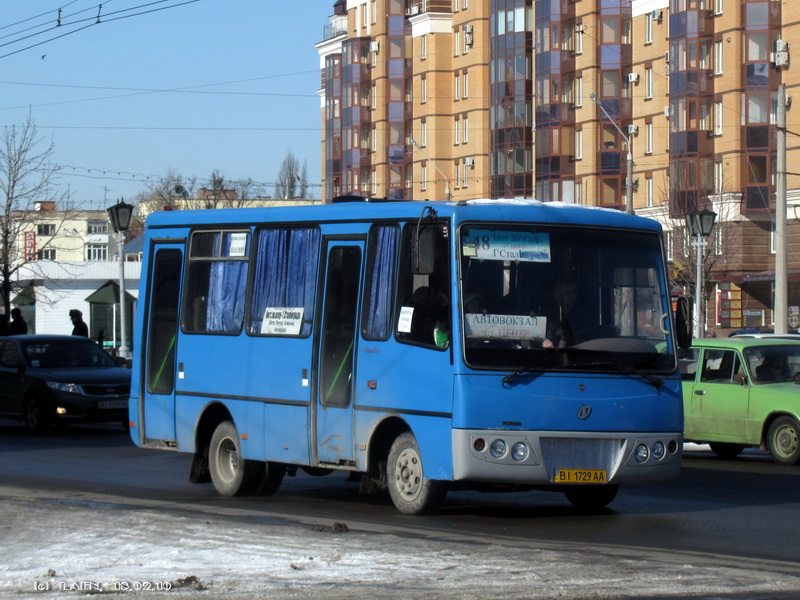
[0,0,329,210]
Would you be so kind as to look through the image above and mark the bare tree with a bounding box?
[135,169,197,214]
[0,113,73,316]
[275,151,309,200]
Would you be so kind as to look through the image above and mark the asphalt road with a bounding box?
[3,419,800,598]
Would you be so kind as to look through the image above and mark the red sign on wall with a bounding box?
[24,231,36,262]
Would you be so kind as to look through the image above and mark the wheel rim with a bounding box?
[773,423,799,458]
[215,437,239,484]
[393,446,422,501]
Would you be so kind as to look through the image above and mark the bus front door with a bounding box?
[314,240,363,465]
[139,243,184,444]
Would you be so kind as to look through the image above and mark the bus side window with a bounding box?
[182,231,249,335]
[396,223,451,349]
[362,225,400,341]
[249,227,320,337]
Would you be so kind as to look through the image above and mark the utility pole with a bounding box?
[589,94,634,214]
[775,83,788,333]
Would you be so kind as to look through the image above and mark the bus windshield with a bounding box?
[460,223,674,372]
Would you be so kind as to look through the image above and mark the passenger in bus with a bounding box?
[464,292,486,314]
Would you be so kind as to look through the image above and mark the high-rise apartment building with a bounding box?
[317,0,800,335]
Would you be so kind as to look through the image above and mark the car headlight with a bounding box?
[46,381,83,394]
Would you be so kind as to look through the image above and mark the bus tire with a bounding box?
[387,431,448,515]
[258,462,285,497]
[209,420,262,496]
[563,485,619,511]
[767,416,800,465]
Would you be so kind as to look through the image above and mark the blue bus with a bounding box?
[129,198,691,514]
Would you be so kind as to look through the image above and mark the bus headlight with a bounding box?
[490,439,507,458]
[651,441,666,460]
[634,443,649,462]
[511,442,528,462]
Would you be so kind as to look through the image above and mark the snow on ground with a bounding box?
[2,492,800,600]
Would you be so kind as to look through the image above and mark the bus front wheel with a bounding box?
[209,420,263,496]
[387,432,448,515]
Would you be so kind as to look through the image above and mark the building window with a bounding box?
[421,34,427,59]
[37,248,56,260]
[645,13,653,44]
[575,76,583,107]
[715,160,724,193]
[646,177,653,207]
[645,122,654,154]
[714,40,723,75]
[86,244,108,261]
[714,101,723,135]
[371,83,377,109]
[421,75,427,103]
[462,70,469,98]
[454,27,460,55]
[454,162,461,189]
[576,181,583,205]
[454,73,460,100]
[421,120,427,146]
[371,0,377,24]
[421,164,427,191]
[575,129,583,160]
[454,116,460,145]
[575,24,583,54]
[37,223,55,236]
[462,160,469,188]
[714,0,723,15]
[645,67,653,99]
[88,221,108,234]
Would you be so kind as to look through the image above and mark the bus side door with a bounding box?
[139,243,184,444]
[314,239,364,465]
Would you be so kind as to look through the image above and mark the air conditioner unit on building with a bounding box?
[627,124,639,136]
[664,106,670,118]
[664,50,670,63]
[369,41,380,53]
[772,51,790,67]
[775,39,790,52]
[627,72,639,83]
[464,33,474,46]
[465,24,473,34]
[464,157,475,167]
[651,9,663,21]
[407,5,420,15]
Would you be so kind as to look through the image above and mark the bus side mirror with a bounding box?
[674,296,692,350]
[413,226,436,275]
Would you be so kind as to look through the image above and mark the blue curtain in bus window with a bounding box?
[365,226,399,339]
[206,233,247,333]
[251,228,319,335]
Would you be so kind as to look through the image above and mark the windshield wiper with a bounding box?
[501,355,663,389]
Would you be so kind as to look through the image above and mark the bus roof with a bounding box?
[143,199,663,233]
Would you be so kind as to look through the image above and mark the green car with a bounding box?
[681,338,800,465]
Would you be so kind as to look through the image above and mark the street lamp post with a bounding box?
[685,209,717,338]
[410,139,451,202]
[107,199,134,360]
[589,94,634,214]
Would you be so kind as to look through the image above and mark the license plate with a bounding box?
[98,400,127,410]
[554,469,607,484]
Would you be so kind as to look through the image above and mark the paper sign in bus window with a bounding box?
[228,233,248,257]
[262,307,304,335]
[463,230,551,262]
[465,313,547,340]
[397,306,414,333]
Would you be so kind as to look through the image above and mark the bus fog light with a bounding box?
[511,442,528,461]
[634,443,649,462]
[668,440,679,454]
[473,438,486,452]
[490,439,507,458]
[651,441,666,460]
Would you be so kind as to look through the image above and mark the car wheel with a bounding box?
[708,443,745,460]
[387,431,448,515]
[24,395,51,434]
[766,416,800,466]
[208,421,263,496]
[564,485,619,511]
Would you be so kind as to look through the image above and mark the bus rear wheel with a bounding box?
[387,432,448,515]
[209,420,263,496]
[563,485,619,511]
